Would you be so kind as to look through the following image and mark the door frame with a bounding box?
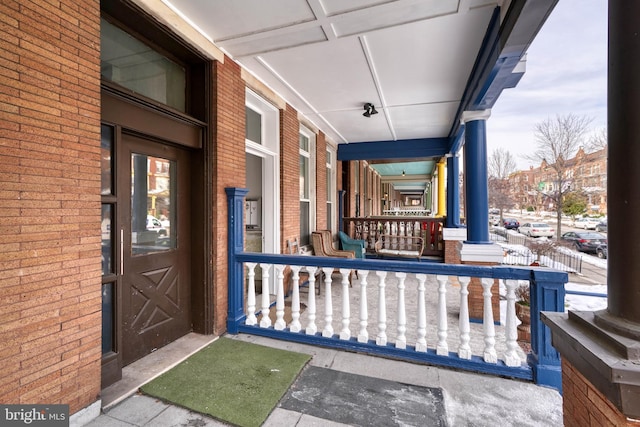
[100,88,208,387]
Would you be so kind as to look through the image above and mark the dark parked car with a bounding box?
[595,220,607,232]
[561,231,607,254]
[596,244,608,259]
[502,218,520,230]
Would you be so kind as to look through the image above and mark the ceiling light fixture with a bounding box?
[402,170,406,176]
[363,103,378,117]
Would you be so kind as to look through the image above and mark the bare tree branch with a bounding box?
[584,127,607,153]
[525,113,593,236]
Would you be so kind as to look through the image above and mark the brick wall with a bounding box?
[0,0,102,414]
[280,104,300,250]
[562,359,640,427]
[212,57,246,334]
[316,132,327,230]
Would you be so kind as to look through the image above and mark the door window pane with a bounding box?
[102,282,114,354]
[131,153,176,254]
[101,205,113,275]
[101,125,113,195]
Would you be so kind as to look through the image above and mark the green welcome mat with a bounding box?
[140,337,311,427]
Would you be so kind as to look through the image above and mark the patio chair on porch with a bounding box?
[338,231,366,259]
[285,237,321,295]
[312,231,356,281]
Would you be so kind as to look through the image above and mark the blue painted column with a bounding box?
[446,154,461,228]
[225,187,249,334]
[527,269,567,391]
[462,111,491,243]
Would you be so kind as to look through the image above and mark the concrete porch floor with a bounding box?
[88,332,563,427]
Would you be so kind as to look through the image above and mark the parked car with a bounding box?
[561,231,607,254]
[489,215,500,226]
[502,218,520,230]
[518,222,555,238]
[571,217,599,230]
[147,215,168,236]
[595,220,608,232]
[596,244,608,259]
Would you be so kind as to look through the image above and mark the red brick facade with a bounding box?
[0,0,102,413]
[316,132,328,230]
[562,359,640,427]
[212,58,246,334]
[280,105,300,250]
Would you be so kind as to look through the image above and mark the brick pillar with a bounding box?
[213,57,246,334]
[562,360,640,427]
[316,132,327,229]
[463,263,501,322]
[280,104,300,250]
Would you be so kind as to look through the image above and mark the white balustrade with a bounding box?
[395,272,407,349]
[245,262,257,326]
[503,280,521,367]
[375,271,388,346]
[457,276,471,359]
[259,264,271,328]
[241,261,527,370]
[415,273,427,352]
[436,274,449,356]
[339,268,351,340]
[289,266,302,332]
[357,270,370,343]
[274,265,286,330]
[481,278,498,363]
[322,268,334,337]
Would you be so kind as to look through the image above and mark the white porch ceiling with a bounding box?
[160,0,555,185]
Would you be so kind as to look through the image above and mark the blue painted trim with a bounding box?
[529,268,566,391]
[463,119,490,243]
[565,290,607,298]
[337,138,448,161]
[235,325,533,381]
[448,125,465,156]
[225,187,249,334]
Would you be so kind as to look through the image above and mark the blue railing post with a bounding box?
[226,187,249,333]
[527,268,567,391]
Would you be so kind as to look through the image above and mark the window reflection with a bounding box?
[101,205,112,275]
[131,153,176,255]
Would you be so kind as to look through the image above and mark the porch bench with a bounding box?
[374,234,424,260]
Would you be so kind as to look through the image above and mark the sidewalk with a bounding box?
[86,334,563,427]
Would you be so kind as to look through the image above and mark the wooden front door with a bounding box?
[119,134,192,365]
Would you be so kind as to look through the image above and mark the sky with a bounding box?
[487,0,608,170]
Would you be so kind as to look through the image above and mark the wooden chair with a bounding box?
[285,237,321,295]
[312,231,356,282]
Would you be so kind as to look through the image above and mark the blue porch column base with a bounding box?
[527,353,563,392]
[527,268,567,392]
[226,187,249,334]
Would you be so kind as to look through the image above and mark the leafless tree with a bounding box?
[585,127,608,153]
[488,148,517,220]
[525,113,593,236]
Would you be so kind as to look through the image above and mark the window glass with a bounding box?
[101,125,113,195]
[101,205,113,275]
[246,106,262,144]
[131,153,176,254]
[102,283,114,354]
[101,18,186,112]
[300,155,309,199]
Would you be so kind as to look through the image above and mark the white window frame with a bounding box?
[299,126,316,246]
[245,89,280,259]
